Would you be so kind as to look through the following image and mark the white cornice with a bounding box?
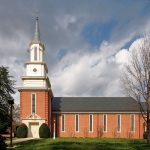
[21,76,47,80]
[18,87,51,91]
[52,111,141,114]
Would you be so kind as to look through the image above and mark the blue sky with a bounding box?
[81,20,117,47]
[0,0,150,103]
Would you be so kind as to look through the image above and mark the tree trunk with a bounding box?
[147,117,150,143]
[147,80,150,143]
[147,96,150,143]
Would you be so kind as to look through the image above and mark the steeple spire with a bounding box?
[30,17,44,49]
[34,17,40,41]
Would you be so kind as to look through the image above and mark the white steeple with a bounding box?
[29,17,44,63]
[20,17,51,89]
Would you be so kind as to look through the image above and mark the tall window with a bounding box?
[131,114,135,132]
[117,114,121,132]
[103,114,107,132]
[61,114,65,132]
[75,114,79,132]
[34,47,37,61]
[31,93,36,114]
[89,114,93,132]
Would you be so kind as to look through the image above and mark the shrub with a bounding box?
[0,135,7,150]
[16,124,28,138]
[39,123,50,138]
[14,125,19,137]
[143,131,147,139]
[16,125,19,131]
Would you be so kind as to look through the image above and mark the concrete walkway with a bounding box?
[6,137,35,145]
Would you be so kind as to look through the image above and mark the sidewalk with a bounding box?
[6,137,35,145]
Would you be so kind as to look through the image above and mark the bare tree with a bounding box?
[121,35,150,143]
[13,103,20,124]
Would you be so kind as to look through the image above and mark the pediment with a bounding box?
[25,113,42,119]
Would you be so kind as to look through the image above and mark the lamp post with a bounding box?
[53,119,56,140]
[8,99,14,147]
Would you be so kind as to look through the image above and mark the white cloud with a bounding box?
[0,29,29,104]
[0,1,150,103]
[115,49,129,64]
[0,57,24,104]
[51,40,125,97]
[55,14,77,30]
[51,36,149,97]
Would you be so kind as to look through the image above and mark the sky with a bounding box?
[0,0,150,104]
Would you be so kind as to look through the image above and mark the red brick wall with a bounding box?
[20,90,52,126]
[19,90,145,139]
[52,113,145,139]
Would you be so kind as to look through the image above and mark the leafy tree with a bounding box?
[0,66,15,133]
[0,135,7,150]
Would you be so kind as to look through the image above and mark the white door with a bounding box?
[29,122,39,138]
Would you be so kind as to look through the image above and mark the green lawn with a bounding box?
[9,138,150,150]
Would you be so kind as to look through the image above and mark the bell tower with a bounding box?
[18,17,53,138]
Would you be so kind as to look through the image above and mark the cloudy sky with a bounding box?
[0,0,150,103]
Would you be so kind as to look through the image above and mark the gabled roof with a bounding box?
[52,97,140,113]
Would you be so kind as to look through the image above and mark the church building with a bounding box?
[18,18,145,139]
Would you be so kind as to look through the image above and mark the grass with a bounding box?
[8,138,150,150]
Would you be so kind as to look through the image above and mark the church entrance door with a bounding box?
[29,122,39,138]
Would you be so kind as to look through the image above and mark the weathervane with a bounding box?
[32,0,39,19]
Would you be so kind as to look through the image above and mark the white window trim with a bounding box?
[61,114,65,132]
[75,114,79,132]
[103,114,107,133]
[130,114,135,132]
[89,114,93,132]
[31,93,36,114]
[117,114,121,133]
[39,49,42,61]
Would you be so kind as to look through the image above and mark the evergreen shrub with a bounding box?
[39,123,50,138]
[16,124,28,138]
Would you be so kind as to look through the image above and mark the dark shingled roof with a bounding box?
[52,97,140,112]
